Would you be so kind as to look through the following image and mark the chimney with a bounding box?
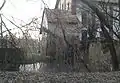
[71,0,76,15]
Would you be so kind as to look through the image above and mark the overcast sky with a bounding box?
[0,0,56,39]
[1,0,56,22]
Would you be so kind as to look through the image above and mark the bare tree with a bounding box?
[79,0,119,71]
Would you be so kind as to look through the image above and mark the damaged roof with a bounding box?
[44,8,80,24]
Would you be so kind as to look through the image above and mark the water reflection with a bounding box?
[19,63,46,71]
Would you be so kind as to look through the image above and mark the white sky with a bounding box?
[0,0,56,39]
[1,0,56,21]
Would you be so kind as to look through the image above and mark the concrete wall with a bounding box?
[89,42,111,71]
[89,41,120,71]
[45,20,81,57]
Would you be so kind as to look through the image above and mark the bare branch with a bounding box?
[80,0,120,39]
[0,0,6,11]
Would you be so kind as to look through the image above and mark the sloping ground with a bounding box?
[0,71,120,83]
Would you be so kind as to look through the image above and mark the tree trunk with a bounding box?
[80,0,119,71]
[80,0,120,39]
[118,0,120,27]
[101,23,119,71]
